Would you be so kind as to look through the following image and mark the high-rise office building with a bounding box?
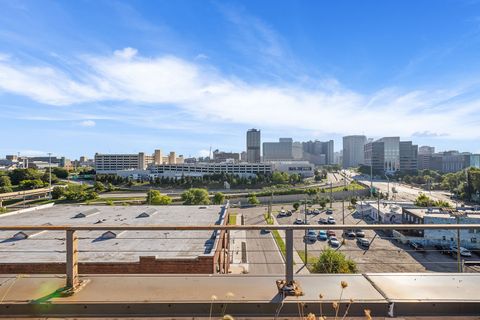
[399,141,418,172]
[302,140,334,165]
[342,135,367,168]
[364,141,385,173]
[246,129,261,163]
[364,137,417,173]
[263,138,294,161]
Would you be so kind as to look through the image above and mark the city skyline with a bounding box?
[1,1,480,158]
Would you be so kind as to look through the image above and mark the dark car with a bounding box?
[260,229,271,234]
[344,230,356,239]
[326,208,333,215]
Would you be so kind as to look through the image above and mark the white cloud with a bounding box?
[114,47,138,60]
[79,120,96,127]
[0,48,479,140]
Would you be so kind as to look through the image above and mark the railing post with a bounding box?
[285,228,294,284]
[66,230,79,289]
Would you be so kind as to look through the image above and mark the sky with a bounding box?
[1,0,480,159]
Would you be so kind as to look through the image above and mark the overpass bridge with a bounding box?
[0,187,53,207]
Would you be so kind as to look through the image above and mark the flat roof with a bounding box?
[0,205,226,262]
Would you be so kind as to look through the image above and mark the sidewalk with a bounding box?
[229,214,248,274]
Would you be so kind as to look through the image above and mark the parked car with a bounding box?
[450,245,472,257]
[318,217,328,224]
[357,237,370,248]
[409,242,426,252]
[327,217,336,224]
[260,229,271,234]
[326,208,333,214]
[317,230,328,241]
[294,218,304,225]
[355,229,365,238]
[278,210,287,217]
[344,230,356,239]
[329,236,340,247]
[286,210,292,216]
[313,209,320,215]
[327,230,336,237]
[304,230,317,242]
[435,244,451,255]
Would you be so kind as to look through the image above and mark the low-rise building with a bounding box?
[402,207,480,249]
[356,201,404,223]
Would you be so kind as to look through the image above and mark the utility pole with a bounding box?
[342,171,346,224]
[48,152,52,199]
[329,182,333,208]
[455,214,462,272]
[370,164,373,198]
[304,196,307,266]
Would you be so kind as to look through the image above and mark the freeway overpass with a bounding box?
[0,187,53,207]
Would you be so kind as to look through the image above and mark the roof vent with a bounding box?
[73,208,100,218]
[136,208,158,218]
[12,223,51,240]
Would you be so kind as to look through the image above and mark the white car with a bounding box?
[327,217,336,224]
[450,245,472,257]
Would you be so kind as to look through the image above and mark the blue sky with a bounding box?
[1,0,480,159]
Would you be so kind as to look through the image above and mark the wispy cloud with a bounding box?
[0,48,480,141]
[79,120,96,127]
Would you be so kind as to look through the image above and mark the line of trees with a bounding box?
[95,172,305,189]
[0,168,71,193]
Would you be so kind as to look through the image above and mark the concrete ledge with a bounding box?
[0,274,479,317]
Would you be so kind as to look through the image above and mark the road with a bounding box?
[235,207,285,274]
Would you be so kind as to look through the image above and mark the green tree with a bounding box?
[146,189,173,205]
[41,172,58,184]
[51,167,69,179]
[106,183,115,192]
[0,176,13,193]
[272,171,289,184]
[8,168,42,185]
[247,193,260,205]
[293,202,300,211]
[312,248,358,273]
[51,186,65,199]
[19,179,45,190]
[93,181,105,192]
[213,192,226,205]
[181,188,211,205]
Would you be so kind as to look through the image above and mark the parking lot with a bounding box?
[271,202,476,273]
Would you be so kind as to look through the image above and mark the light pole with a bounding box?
[48,152,52,199]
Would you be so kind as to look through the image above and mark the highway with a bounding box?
[342,169,457,205]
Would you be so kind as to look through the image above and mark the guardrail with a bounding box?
[1,223,479,295]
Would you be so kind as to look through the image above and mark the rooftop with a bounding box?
[0,205,227,262]
[1,273,479,318]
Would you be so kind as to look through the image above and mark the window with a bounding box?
[472,238,477,243]
[442,236,446,241]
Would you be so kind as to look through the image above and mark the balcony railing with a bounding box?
[1,223,479,291]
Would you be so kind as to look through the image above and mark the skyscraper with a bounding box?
[246,129,261,163]
[342,135,367,168]
[263,138,293,161]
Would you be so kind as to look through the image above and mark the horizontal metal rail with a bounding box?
[0,224,479,231]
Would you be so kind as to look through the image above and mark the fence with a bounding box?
[1,223,480,295]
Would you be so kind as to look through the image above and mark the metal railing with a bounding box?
[1,223,480,294]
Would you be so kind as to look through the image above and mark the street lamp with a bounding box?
[48,152,52,199]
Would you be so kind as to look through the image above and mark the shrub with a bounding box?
[312,248,358,273]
